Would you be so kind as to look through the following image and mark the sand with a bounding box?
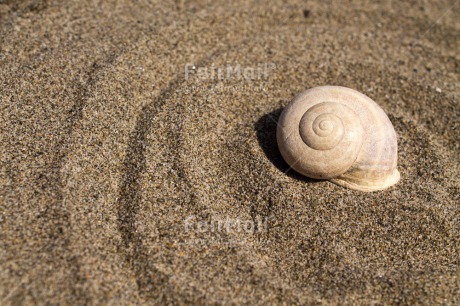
[1,0,459,304]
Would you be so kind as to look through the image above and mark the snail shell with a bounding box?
[277,86,400,192]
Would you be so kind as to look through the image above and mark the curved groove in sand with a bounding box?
[40,52,123,303]
[115,45,248,300]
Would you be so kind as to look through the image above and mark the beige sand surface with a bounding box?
[1,0,459,304]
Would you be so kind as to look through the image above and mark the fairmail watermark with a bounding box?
[185,62,276,81]
[178,214,274,249]
[184,215,271,234]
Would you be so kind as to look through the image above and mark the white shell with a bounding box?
[277,86,400,192]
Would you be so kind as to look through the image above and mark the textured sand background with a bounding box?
[1,0,459,304]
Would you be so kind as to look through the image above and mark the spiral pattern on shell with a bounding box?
[277,86,400,191]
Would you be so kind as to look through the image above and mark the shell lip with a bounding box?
[330,169,400,192]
